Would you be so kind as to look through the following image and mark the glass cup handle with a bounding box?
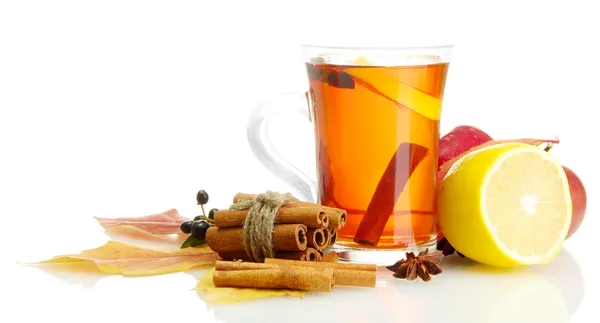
[246,91,317,203]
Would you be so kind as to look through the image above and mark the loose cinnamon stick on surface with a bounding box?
[233,193,346,229]
[320,251,339,263]
[264,259,376,287]
[215,260,375,288]
[277,248,320,262]
[307,228,327,251]
[327,227,337,247]
[265,258,376,272]
[213,266,335,292]
[215,260,279,271]
[334,269,376,287]
[206,224,307,253]
[353,142,429,246]
[213,208,329,228]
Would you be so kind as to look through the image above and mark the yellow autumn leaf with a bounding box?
[195,268,307,304]
[37,241,218,276]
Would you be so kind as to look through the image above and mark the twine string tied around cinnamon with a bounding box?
[229,191,298,262]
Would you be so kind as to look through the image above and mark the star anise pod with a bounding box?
[386,249,443,282]
[436,237,465,258]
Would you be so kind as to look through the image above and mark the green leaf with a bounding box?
[191,239,207,247]
[180,235,207,249]
[180,236,194,248]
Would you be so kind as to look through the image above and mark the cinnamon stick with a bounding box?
[314,248,322,262]
[334,269,376,287]
[215,260,376,288]
[324,208,346,229]
[321,251,339,263]
[217,251,251,261]
[264,258,376,272]
[327,227,337,247]
[233,193,346,229]
[213,208,329,228]
[275,251,306,261]
[206,224,307,253]
[215,260,279,271]
[213,266,335,292]
[307,228,327,251]
[219,250,317,262]
[353,142,429,246]
[322,226,330,247]
[264,259,376,287]
[277,248,320,262]
[218,251,309,262]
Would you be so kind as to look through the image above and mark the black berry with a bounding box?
[191,220,210,240]
[180,220,193,234]
[208,208,218,220]
[194,215,203,221]
[196,190,209,205]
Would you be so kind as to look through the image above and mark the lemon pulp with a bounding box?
[438,143,572,267]
[482,148,571,264]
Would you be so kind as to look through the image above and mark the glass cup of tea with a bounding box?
[247,44,453,265]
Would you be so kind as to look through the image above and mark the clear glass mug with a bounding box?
[247,44,453,265]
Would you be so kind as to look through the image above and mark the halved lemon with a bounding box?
[437,142,572,267]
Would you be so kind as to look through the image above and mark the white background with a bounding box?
[1,1,598,322]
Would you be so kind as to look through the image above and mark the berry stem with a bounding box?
[200,204,206,216]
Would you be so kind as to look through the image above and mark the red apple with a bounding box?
[438,125,493,167]
[563,166,587,238]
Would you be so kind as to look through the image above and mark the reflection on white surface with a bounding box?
[31,262,105,289]
[26,248,583,323]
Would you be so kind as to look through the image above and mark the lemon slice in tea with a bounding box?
[437,142,572,267]
[344,57,443,121]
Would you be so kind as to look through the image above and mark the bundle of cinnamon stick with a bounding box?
[206,193,348,262]
[213,258,377,291]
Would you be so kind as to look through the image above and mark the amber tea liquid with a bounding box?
[307,60,449,250]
